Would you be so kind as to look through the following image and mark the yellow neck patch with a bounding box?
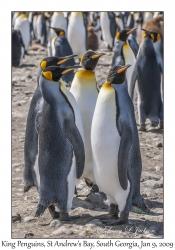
[101,81,113,90]
[19,13,27,19]
[75,70,95,82]
[42,71,52,81]
[41,60,47,69]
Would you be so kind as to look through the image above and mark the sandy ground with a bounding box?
[12,41,163,239]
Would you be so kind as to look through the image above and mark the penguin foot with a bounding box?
[48,205,60,218]
[24,185,32,193]
[138,124,146,131]
[159,121,163,129]
[109,204,119,218]
[74,186,78,197]
[35,204,47,217]
[59,212,80,221]
[101,212,129,225]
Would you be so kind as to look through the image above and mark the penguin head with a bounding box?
[40,55,77,70]
[107,65,131,84]
[42,65,81,82]
[116,28,137,42]
[141,29,161,43]
[80,50,105,70]
[47,26,65,37]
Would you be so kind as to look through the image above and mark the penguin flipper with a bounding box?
[129,64,138,100]
[118,121,132,190]
[128,36,139,58]
[35,110,42,134]
[64,119,85,179]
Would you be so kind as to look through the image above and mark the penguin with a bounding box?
[91,65,147,225]
[14,12,30,53]
[35,12,47,46]
[111,38,125,67]
[129,29,163,131]
[12,11,20,27]
[100,12,117,50]
[47,12,67,57]
[93,14,102,45]
[126,12,135,29]
[48,26,76,83]
[70,50,105,191]
[12,29,25,67]
[87,25,98,51]
[115,12,124,30]
[67,12,87,60]
[35,65,85,220]
[143,11,153,22]
[115,28,138,90]
[24,56,76,183]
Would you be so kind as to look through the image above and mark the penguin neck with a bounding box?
[102,81,114,91]
[19,13,27,19]
[71,69,98,94]
[141,37,155,57]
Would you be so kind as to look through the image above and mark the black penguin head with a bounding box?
[142,29,161,43]
[116,28,137,42]
[42,65,82,82]
[40,55,77,70]
[48,26,65,36]
[107,65,131,84]
[80,50,105,70]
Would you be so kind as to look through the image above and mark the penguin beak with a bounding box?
[57,55,78,65]
[61,65,82,74]
[117,65,131,74]
[91,53,106,59]
[126,27,138,35]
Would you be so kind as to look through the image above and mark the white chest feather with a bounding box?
[122,42,136,88]
[91,85,130,211]
[100,12,113,47]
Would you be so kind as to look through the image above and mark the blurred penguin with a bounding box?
[67,12,87,60]
[12,29,25,67]
[14,12,30,53]
[47,12,67,56]
[100,12,117,50]
[36,12,47,46]
[49,26,76,83]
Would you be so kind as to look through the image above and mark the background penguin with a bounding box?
[12,29,25,67]
[126,12,135,29]
[87,24,98,51]
[35,65,85,220]
[67,12,87,60]
[12,11,20,27]
[48,27,76,83]
[115,12,124,30]
[91,65,147,225]
[47,12,67,57]
[35,12,47,46]
[70,50,105,192]
[93,13,102,45]
[14,12,30,53]
[114,28,138,90]
[100,12,117,50]
[129,29,163,131]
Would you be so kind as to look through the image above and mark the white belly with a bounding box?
[36,15,43,39]
[123,42,136,90]
[100,12,113,48]
[67,13,86,58]
[67,153,76,211]
[49,12,67,41]
[70,71,98,183]
[14,17,30,51]
[91,87,130,211]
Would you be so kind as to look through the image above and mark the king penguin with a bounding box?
[91,65,147,225]
[115,28,138,90]
[70,50,105,191]
[100,12,117,50]
[129,29,163,131]
[47,12,67,57]
[48,27,75,83]
[67,12,87,60]
[35,12,47,46]
[14,12,30,53]
[35,65,85,220]
[12,29,25,67]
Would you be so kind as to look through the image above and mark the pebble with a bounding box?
[12,163,20,168]
[50,219,62,227]
[85,192,106,206]
[152,155,161,160]
[142,180,163,189]
[24,233,34,238]
[72,197,95,209]
[24,216,37,222]
[12,212,21,222]
[155,166,161,172]
[52,226,73,235]
[78,230,86,237]
[156,142,163,147]
[141,171,160,182]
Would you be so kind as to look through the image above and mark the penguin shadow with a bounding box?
[19,63,37,68]
[97,63,111,67]
[146,128,163,134]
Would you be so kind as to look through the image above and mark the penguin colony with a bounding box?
[12,11,163,225]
